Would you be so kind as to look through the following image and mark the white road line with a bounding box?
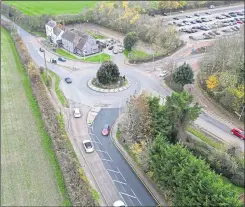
[96,149,107,153]
[91,140,101,145]
[120,192,137,199]
[105,151,113,162]
[91,134,102,145]
[131,188,142,206]
[101,158,113,162]
[117,167,126,182]
[119,193,127,206]
[107,169,120,173]
[112,180,127,185]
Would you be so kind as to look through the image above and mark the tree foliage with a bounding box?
[150,135,242,207]
[173,62,194,88]
[206,74,218,89]
[123,32,138,51]
[96,61,120,85]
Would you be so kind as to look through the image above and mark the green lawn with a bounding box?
[221,176,244,195]
[124,49,151,59]
[56,48,111,63]
[5,1,98,16]
[1,27,68,206]
[85,31,106,39]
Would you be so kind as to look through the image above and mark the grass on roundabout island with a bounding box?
[91,77,128,90]
[56,48,111,63]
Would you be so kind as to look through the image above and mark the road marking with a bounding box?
[100,158,113,162]
[112,180,127,185]
[107,169,120,173]
[119,193,127,206]
[116,167,126,182]
[96,149,107,153]
[131,188,142,205]
[91,140,101,145]
[120,192,137,198]
[105,151,113,162]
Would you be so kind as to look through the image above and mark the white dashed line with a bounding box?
[107,169,119,173]
[96,149,107,153]
[117,167,126,182]
[112,180,127,185]
[131,188,142,205]
[101,158,113,162]
[119,193,127,206]
[120,192,137,198]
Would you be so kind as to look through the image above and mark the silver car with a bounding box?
[83,140,94,153]
[73,108,81,118]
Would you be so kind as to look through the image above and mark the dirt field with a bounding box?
[1,28,64,206]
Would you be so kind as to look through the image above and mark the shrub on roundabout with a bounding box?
[93,61,127,89]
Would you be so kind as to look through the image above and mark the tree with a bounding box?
[96,61,120,85]
[173,62,194,89]
[123,32,138,51]
[206,75,218,89]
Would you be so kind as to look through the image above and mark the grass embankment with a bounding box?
[85,30,106,39]
[1,27,70,206]
[5,1,98,16]
[124,49,151,60]
[56,48,111,63]
[48,70,68,107]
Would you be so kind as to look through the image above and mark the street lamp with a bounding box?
[40,49,48,83]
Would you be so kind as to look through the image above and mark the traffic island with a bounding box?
[88,78,131,93]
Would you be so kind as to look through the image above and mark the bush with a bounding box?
[96,61,120,85]
[123,32,138,51]
[39,66,44,74]
[150,135,242,206]
[173,62,194,88]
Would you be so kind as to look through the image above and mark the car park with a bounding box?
[83,140,94,153]
[73,108,81,118]
[58,57,66,62]
[102,124,110,136]
[231,128,245,140]
[65,77,72,83]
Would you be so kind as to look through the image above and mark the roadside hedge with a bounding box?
[1,20,95,206]
[150,135,242,207]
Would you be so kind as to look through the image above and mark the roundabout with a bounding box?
[87,78,131,93]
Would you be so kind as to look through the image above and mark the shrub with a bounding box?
[123,32,138,51]
[150,135,242,206]
[96,61,120,85]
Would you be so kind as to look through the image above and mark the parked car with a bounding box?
[196,19,203,23]
[108,45,114,50]
[113,200,126,207]
[50,59,57,64]
[194,13,200,17]
[237,20,243,24]
[189,35,194,39]
[205,12,211,15]
[58,57,66,62]
[64,77,72,83]
[83,140,94,153]
[102,124,110,136]
[177,23,185,26]
[208,31,215,36]
[113,48,118,54]
[209,5,215,9]
[212,30,221,35]
[162,12,168,16]
[230,13,237,17]
[190,20,197,24]
[186,15,192,18]
[159,70,168,77]
[237,12,243,16]
[234,25,240,30]
[173,17,179,20]
[118,47,123,53]
[39,47,44,52]
[73,108,81,118]
[231,128,245,140]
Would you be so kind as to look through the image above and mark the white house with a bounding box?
[45,20,64,46]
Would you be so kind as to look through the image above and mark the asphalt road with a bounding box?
[90,108,157,206]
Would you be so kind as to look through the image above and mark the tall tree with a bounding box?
[173,62,194,89]
[123,32,138,51]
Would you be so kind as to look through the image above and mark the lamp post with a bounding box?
[40,49,48,82]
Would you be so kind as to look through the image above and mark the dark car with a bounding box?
[101,124,110,136]
[212,30,221,35]
[189,35,194,39]
[194,13,200,17]
[205,12,211,15]
[58,57,66,62]
[208,32,215,36]
[230,13,237,17]
[65,77,72,83]
[236,12,243,16]
[108,45,113,50]
[39,47,44,52]
[173,17,179,20]
[234,25,240,30]
[196,19,202,23]
[230,27,237,31]
[190,20,197,24]
[51,59,57,64]
[231,128,245,140]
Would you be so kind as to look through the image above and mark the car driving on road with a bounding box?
[58,57,66,62]
[113,200,126,207]
[102,124,110,136]
[231,128,245,140]
[83,140,94,153]
[65,77,72,83]
[73,108,81,118]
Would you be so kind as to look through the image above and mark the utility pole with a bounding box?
[239,105,245,120]
[41,50,48,82]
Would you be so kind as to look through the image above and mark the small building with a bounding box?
[45,20,64,46]
[61,30,76,53]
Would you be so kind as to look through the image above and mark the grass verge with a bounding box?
[1,27,70,206]
[187,126,224,149]
[49,70,68,107]
[124,49,151,59]
[4,1,98,16]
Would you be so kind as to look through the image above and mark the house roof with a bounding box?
[61,30,76,42]
[76,34,89,50]
[53,26,63,36]
[46,20,56,28]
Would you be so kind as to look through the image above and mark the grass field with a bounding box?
[5,1,98,16]
[1,28,68,206]
[124,49,151,60]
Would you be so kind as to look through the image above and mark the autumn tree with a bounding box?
[173,62,194,89]
[206,75,218,89]
[123,32,138,51]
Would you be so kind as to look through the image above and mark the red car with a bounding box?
[237,20,243,24]
[231,128,245,140]
[102,124,110,136]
